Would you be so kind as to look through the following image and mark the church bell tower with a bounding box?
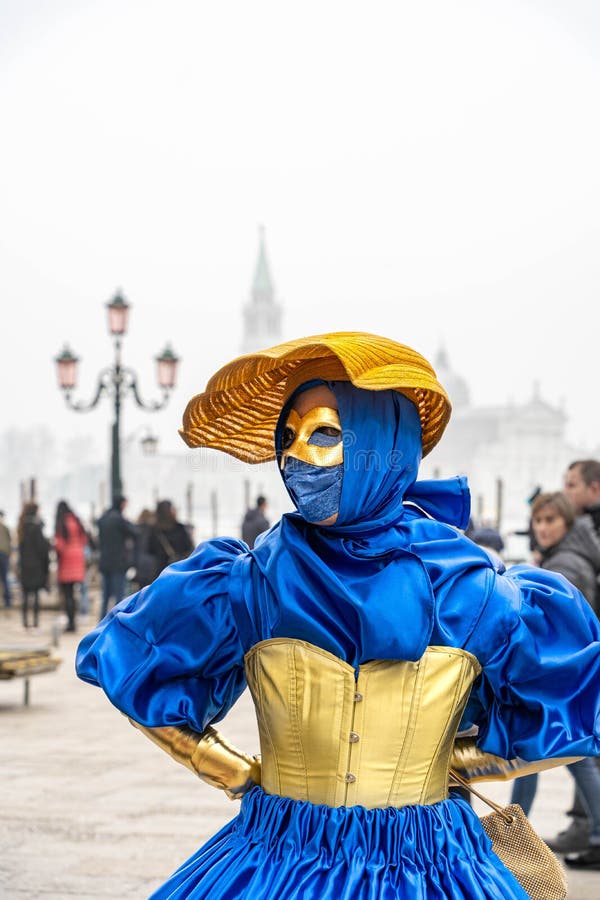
[240,226,283,354]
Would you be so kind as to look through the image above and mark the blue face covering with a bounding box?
[283,460,343,523]
[282,431,343,523]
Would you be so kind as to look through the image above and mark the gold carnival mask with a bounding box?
[280,407,343,470]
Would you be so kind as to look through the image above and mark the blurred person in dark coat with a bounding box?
[547,459,600,854]
[563,459,600,605]
[241,495,270,549]
[17,502,50,630]
[148,499,194,576]
[97,495,138,621]
[564,459,600,539]
[132,507,159,590]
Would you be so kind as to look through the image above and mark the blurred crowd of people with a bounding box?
[0,491,274,635]
[0,496,195,633]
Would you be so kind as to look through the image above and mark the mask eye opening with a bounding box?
[312,426,342,441]
[282,426,296,450]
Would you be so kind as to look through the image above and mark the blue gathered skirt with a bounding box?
[150,787,528,899]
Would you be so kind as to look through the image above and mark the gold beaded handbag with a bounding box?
[450,769,567,900]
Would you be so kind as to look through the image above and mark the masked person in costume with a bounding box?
[76,333,600,899]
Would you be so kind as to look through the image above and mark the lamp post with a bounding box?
[55,290,180,501]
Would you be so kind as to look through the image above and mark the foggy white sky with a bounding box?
[1,0,599,468]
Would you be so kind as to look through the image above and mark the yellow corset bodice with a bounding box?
[244,638,481,809]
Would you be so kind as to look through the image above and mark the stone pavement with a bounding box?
[0,600,598,899]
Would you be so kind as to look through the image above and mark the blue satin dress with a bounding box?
[77,387,600,898]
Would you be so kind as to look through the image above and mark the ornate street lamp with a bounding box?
[55,290,180,501]
[106,290,130,336]
[156,344,179,390]
[55,345,80,390]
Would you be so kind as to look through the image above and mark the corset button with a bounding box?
[354,691,363,702]
[349,732,359,743]
[345,773,356,783]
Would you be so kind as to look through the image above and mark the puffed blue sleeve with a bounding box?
[459,564,600,761]
[75,538,248,732]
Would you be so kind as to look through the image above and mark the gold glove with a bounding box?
[450,735,582,784]
[129,718,261,800]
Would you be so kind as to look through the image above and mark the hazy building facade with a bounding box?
[419,347,582,558]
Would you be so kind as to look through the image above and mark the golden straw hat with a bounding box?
[180,332,451,463]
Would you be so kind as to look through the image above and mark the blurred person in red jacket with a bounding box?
[54,499,88,633]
